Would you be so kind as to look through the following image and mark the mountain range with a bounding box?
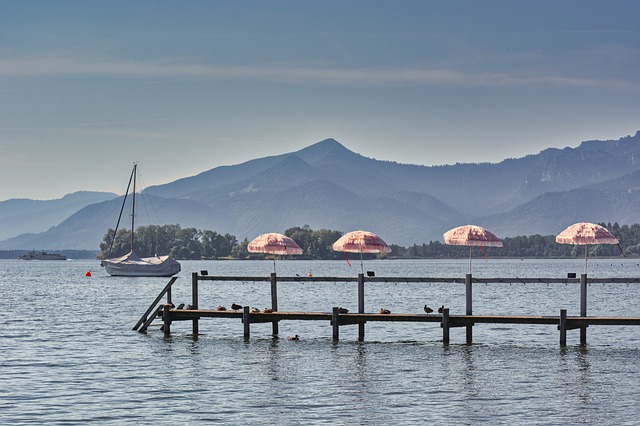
[2,131,640,250]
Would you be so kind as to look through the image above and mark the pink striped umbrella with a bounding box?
[443,225,503,274]
[248,233,303,272]
[556,222,619,273]
[332,230,391,274]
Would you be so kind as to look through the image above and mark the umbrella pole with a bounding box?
[273,256,276,274]
[584,245,588,275]
[469,246,472,275]
[360,250,364,275]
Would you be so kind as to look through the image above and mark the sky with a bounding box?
[1,1,639,201]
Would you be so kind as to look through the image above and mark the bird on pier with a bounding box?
[288,334,300,341]
[263,308,274,313]
[337,307,349,314]
[250,307,260,314]
[438,305,444,314]
[176,303,185,310]
[215,305,227,311]
[231,303,243,311]
[379,308,391,314]
[424,305,433,314]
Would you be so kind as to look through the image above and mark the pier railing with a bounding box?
[135,272,640,346]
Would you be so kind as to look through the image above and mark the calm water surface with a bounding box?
[2,258,640,424]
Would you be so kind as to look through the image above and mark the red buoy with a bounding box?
[85,271,92,277]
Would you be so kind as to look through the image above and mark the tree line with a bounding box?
[98,222,640,260]
[390,222,639,258]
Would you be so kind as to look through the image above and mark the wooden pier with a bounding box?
[133,272,640,346]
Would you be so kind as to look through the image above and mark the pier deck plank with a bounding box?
[165,309,640,327]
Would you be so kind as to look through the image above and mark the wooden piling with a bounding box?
[580,273,587,345]
[559,309,567,346]
[332,307,340,342]
[270,272,279,336]
[163,303,171,337]
[191,272,199,336]
[465,273,473,345]
[358,273,365,341]
[243,306,250,340]
[442,308,450,345]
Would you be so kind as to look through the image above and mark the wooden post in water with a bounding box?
[270,273,279,336]
[163,287,173,336]
[559,309,567,346]
[580,273,587,345]
[442,308,450,345]
[191,272,199,336]
[332,307,340,342]
[358,273,365,341]
[163,303,171,337]
[466,273,473,345]
[243,306,250,340]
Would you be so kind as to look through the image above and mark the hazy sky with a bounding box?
[1,1,639,201]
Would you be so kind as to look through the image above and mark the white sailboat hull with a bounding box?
[100,251,181,277]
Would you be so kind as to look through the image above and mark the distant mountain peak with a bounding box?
[312,138,343,148]
[294,138,367,168]
[296,138,350,156]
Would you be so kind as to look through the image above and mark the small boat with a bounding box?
[100,251,180,277]
[19,250,67,261]
[100,164,181,277]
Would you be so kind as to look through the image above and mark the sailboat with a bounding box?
[100,164,181,277]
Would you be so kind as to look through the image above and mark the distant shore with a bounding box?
[0,250,100,260]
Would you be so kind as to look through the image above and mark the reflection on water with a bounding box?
[2,258,640,424]
[575,348,592,409]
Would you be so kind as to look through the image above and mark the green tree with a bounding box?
[200,231,238,259]
[172,227,201,259]
[231,238,249,258]
[98,227,132,259]
[285,225,344,260]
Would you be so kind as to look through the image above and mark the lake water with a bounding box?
[2,258,640,424]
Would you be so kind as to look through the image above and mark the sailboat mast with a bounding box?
[131,163,137,251]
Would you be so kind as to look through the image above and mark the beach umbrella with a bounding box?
[443,224,503,274]
[332,230,391,274]
[247,233,303,273]
[556,222,619,274]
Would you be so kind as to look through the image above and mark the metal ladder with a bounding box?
[132,276,178,333]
